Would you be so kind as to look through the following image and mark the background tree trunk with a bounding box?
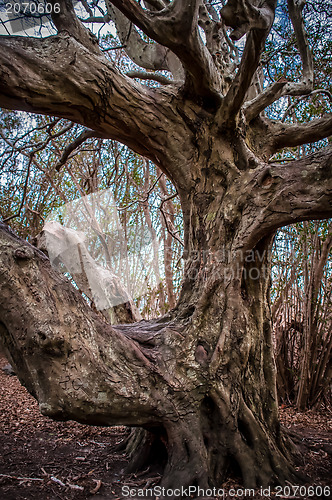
[272,222,332,409]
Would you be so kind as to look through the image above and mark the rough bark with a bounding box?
[0,33,192,186]
[104,2,184,81]
[2,138,330,491]
[0,212,301,493]
[108,0,222,101]
[1,0,332,495]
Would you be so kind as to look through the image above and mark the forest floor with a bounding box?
[0,353,331,500]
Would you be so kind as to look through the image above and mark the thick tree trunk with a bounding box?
[1,1,332,496]
[2,137,331,495]
[158,167,302,489]
[1,120,331,497]
[0,154,303,495]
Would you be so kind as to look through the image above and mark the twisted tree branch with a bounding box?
[0,223,180,425]
[287,0,313,85]
[218,0,277,125]
[0,32,191,184]
[103,2,184,80]
[271,114,332,151]
[50,0,100,54]
[244,80,288,122]
[245,0,314,120]
[220,0,277,41]
[108,0,222,100]
[55,129,107,172]
[236,145,332,250]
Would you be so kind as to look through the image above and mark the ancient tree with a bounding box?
[0,0,332,493]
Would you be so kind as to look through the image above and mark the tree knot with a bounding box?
[195,344,209,365]
[257,167,274,189]
[14,246,34,260]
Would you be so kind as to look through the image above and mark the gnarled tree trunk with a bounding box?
[3,139,331,492]
[1,0,332,496]
[0,226,296,492]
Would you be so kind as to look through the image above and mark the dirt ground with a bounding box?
[0,354,331,500]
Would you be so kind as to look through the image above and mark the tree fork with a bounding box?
[1,0,332,496]
[0,218,306,496]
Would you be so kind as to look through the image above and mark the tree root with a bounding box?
[117,427,167,475]
[118,396,307,500]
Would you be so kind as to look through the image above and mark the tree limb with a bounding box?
[220,0,277,41]
[287,0,313,89]
[280,89,332,123]
[82,4,183,78]
[104,2,184,80]
[0,33,191,184]
[221,0,314,123]
[126,71,174,85]
[218,0,277,125]
[143,0,167,9]
[248,0,315,117]
[271,114,332,152]
[55,129,107,171]
[198,1,238,93]
[237,146,332,250]
[244,77,318,123]
[244,80,288,122]
[108,0,222,101]
[50,0,100,54]
[0,223,184,426]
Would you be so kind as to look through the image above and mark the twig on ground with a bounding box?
[50,475,84,491]
[0,473,43,482]
[90,479,102,494]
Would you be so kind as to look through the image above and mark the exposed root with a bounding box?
[161,415,210,492]
[118,427,167,475]
[209,387,305,487]
[115,391,305,500]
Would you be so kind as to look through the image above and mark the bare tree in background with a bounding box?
[273,221,332,410]
[0,0,332,492]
